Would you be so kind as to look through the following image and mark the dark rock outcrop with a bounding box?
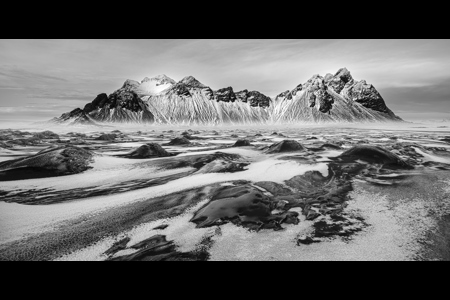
[345,80,392,114]
[0,145,94,181]
[291,84,303,97]
[304,77,334,113]
[196,159,248,174]
[106,90,143,113]
[95,134,117,141]
[169,76,208,98]
[117,143,173,159]
[33,131,59,139]
[164,137,191,146]
[190,184,299,230]
[337,145,413,169]
[264,140,306,154]
[5,137,41,146]
[202,87,214,100]
[234,90,270,107]
[235,89,249,103]
[314,88,334,113]
[325,68,353,94]
[104,237,130,256]
[276,90,291,100]
[107,234,208,261]
[83,93,109,113]
[233,139,252,147]
[0,142,11,149]
[55,108,94,125]
[214,87,236,102]
[84,89,145,113]
[247,91,271,107]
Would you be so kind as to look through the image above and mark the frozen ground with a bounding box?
[0,122,449,261]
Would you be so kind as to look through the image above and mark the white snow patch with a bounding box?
[54,199,211,261]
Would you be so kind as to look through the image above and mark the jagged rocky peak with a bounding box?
[325,68,353,93]
[141,74,176,85]
[210,87,270,107]
[59,108,84,120]
[54,108,95,125]
[296,74,334,113]
[121,79,141,91]
[303,74,323,88]
[291,83,303,97]
[137,74,176,96]
[335,67,352,82]
[168,76,210,97]
[346,79,391,114]
[81,90,142,114]
[213,87,236,102]
[324,73,333,82]
[84,93,108,113]
[235,89,249,102]
[179,76,207,88]
[107,89,143,112]
[276,90,290,100]
[246,91,271,107]
[83,86,143,113]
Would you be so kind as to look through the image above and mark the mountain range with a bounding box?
[50,68,402,125]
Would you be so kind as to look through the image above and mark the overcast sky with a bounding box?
[0,39,449,122]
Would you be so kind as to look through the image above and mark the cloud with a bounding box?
[26,90,96,101]
[378,78,450,113]
[0,66,67,82]
[1,39,450,121]
[0,86,24,90]
[0,65,115,104]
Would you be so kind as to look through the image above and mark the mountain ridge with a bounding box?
[50,68,403,125]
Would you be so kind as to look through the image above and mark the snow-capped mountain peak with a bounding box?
[132,74,176,96]
[141,74,176,85]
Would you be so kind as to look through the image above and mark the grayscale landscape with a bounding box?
[1,39,449,261]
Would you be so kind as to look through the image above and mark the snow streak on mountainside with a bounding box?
[51,68,403,125]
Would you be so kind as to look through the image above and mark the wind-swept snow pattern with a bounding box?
[51,68,402,125]
[2,126,450,261]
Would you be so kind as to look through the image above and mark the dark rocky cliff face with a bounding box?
[276,90,290,100]
[84,93,109,113]
[247,91,271,107]
[57,108,93,124]
[300,77,335,113]
[82,90,144,114]
[213,87,236,102]
[235,89,271,107]
[345,80,391,114]
[168,76,208,98]
[233,90,271,107]
[107,90,143,113]
[235,89,249,103]
[325,68,353,94]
